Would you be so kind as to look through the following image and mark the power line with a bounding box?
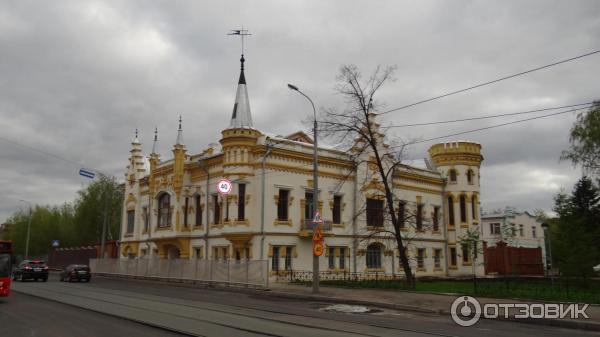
[379,49,600,115]
[382,102,594,129]
[393,106,587,148]
[0,136,110,177]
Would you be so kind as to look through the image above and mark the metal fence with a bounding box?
[90,258,268,288]
[276,269,406,283]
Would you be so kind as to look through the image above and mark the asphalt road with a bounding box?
[0,292,185,337]
[8,274,600,337]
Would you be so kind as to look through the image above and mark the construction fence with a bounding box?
[90,258,269,288]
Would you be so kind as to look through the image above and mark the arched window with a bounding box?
[459,195,467,223]
[471,195,477,220]
[467,170,473,184]
[449,169,457,183]
[366,243,382,269]
[158,193,171,227]
[448,196,455,226]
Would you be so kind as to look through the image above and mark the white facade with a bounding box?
[119,56,486,279]
[481,207,546,259]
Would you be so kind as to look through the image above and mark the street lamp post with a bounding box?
[288,83,320,293]
[541,222,554,286]
[19,199,33,260]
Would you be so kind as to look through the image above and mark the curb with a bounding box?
[255,289,600,332]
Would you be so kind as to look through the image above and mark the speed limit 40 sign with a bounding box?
[217,178,233,195]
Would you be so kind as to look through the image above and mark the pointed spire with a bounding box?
[176,116,184,145]
[229,55,253,129]
[132,128,140,144]
[151,126,158,154]
[238,54,246,84]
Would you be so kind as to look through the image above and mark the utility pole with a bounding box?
[99,175,109,259]
[288,83,320,293]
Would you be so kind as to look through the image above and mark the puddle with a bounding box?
[320,304,382,314]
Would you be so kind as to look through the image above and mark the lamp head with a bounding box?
[541,222,549,231]
[287,83,299,91]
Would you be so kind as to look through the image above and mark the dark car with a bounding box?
[60,264,91,282]
[13,260,49,282]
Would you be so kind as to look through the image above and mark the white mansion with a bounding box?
[120,55,485,278]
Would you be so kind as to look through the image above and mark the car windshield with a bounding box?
[29,261,45,265]
[0,254,10,277]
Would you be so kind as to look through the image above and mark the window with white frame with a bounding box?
[519,224,524,237]
[490,223,501,235]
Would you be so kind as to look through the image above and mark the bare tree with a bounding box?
[320,64,417,286]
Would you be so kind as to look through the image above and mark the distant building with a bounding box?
[481,207,546,258]
[119,53,486,278]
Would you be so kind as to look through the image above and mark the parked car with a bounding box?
[13,260,48,282]
[60,264,91,282]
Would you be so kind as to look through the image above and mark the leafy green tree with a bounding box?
[73,175,123,245]
[4,175,123,259]
[553,177,600,281]
[561,102,600,174]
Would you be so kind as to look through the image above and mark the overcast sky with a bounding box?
[1,1,599,222]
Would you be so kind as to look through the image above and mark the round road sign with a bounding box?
[217,178,233,195]
[313,242,324,257]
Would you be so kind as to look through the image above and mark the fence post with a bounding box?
[209,259,213,283]
[167,258,171,279]
[194,258,199,281]
[227,259,231,283]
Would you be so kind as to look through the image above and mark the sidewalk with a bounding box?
[262,282,600,331]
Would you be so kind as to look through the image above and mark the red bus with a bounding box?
[0,241,13,297]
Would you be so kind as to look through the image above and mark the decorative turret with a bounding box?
[428,141,483,168]
[148,127,160,195]
[429,141,483,276]
[229,54,254,129]
[221,55,261,175]
[172,116,186,199]
[127,129,146,183]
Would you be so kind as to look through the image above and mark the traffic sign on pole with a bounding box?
[79,168,95,179]
[217,178,233,195]
[313,241,324,257]
[51,240,60,248]
[312,226,323,242]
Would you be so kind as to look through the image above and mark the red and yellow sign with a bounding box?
[313,241,324,257]
[312,226,323,242]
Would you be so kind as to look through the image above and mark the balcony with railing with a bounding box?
[298,219,332,238]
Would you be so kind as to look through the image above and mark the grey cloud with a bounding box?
[1,0,599,221]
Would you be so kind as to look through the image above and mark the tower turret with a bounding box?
[221,55,261,176]
[127,129,146,182]
[428,141,483,276]
[172,116,186,199]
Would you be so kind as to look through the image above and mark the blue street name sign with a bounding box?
[79,168,95,179]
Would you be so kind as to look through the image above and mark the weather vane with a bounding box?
[228,28,251,54]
